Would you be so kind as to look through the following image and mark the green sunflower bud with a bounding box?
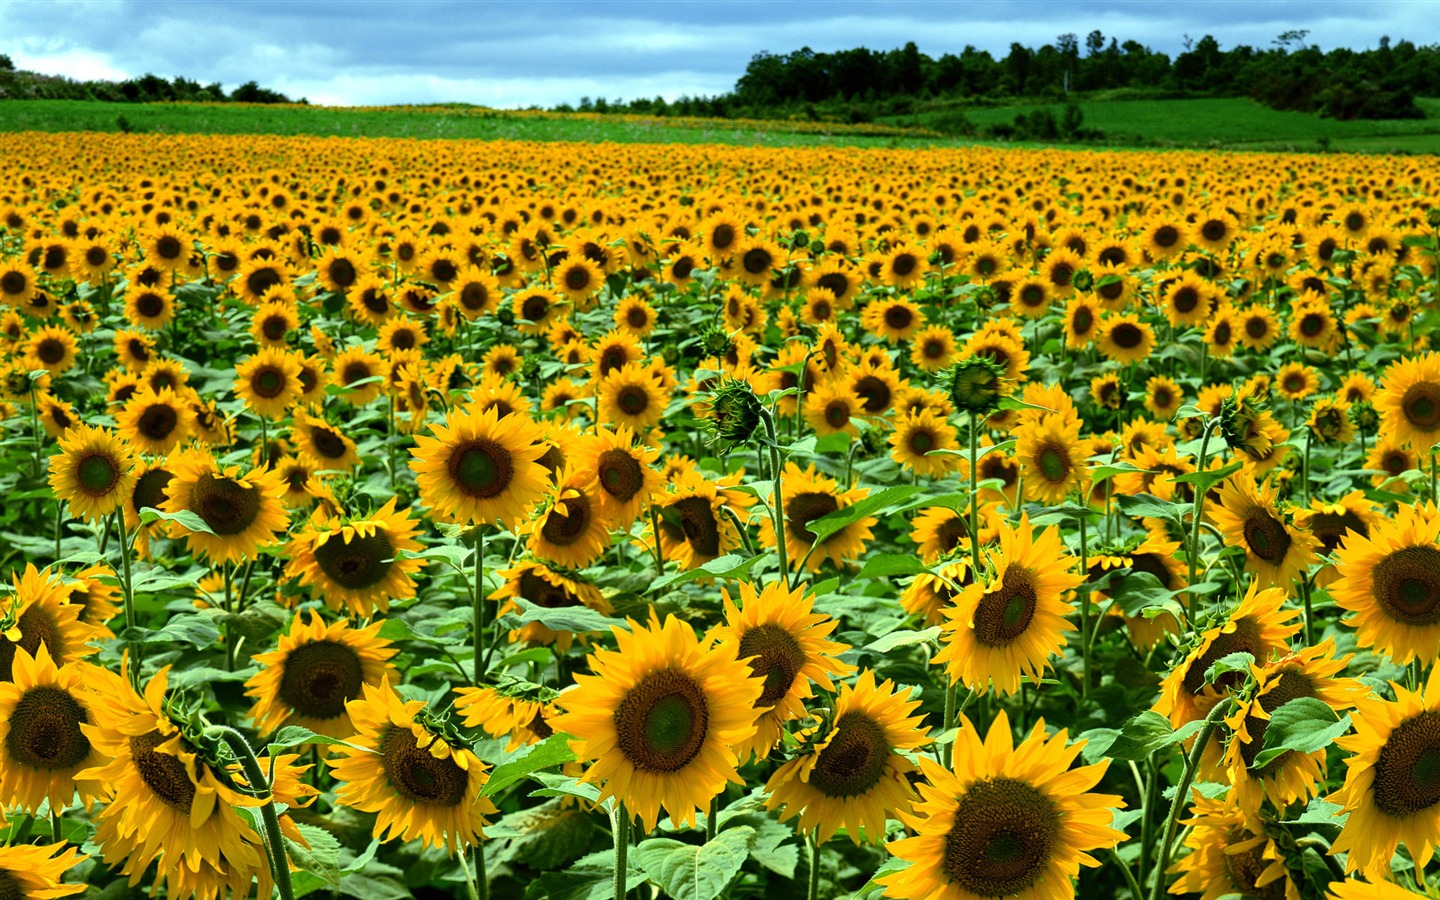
[942,358,1008,415]
[708,378,763,446]
[1350,399,1380,436]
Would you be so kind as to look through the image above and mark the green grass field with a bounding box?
[889,96,1440,153]
[0,99,943,147]
[1,96,1437,153]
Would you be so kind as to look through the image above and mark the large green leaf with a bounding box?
[631,827,756,900]
[483,733,578,797]
[1252,698,1353,769]
[806,485,922,546]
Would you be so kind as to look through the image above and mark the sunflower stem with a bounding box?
[967,414,983,579]
[759,409,789,589]
[113,512,139,686]
[941,681,957,768]
[49,809,60,843]
[1300,575,1315,646]
[204,725,295,900]
[1107,847,1144,900]
[53,500,63,564]
[706,795,718,841]
[649,505,666,577]
[472,843,489,900]
[806,830,821,900]
[472,528,487,685]
[1301,430,1312,507]
[1078,511,1090,700]
[1185,422,1216,626]
[612,802,630,900]
[1149,698,1231,900]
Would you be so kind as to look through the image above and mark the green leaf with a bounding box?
[483,733,578,797]
[285,823,341,889]
[854,857,912,898]
[806,485,921,546]
[631,827,756,900]
[856,553,929,579]
[148,613,222,648]
[1115,493,1187,525]
[325,374,384,395]
[265,724,369,756]
[1251,699,1353,769]
[1170,461,1242,495]
[864,626,941,653]
[648,553,766,593]
[1106,711,1181,761]
[139,506,216,534]
[509,597,624,634]
[1205,652,1255,685]
[530,771,603,803]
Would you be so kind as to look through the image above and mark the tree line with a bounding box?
[564,32,1439,122]
[0,55,300,104]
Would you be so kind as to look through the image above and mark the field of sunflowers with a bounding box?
[0,131,1438,900]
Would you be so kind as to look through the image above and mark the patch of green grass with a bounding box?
[893,96,1440,153]
[0,100,951,148]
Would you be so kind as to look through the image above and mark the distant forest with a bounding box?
[0,54,300,104]
[564,32,1440,123]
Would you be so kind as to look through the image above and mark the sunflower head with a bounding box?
[941,356,1009,415]
[707,377,764,446]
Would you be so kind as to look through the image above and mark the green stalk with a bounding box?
[968,415,983,579]
[759,409,789,589]
[1107,847,1144,900]
[1078,511,1090,699]
[473,843,489,900]
[806,831,821,900]
[204,726,294,900]
[472,528,487,685]
[613,802,630,900]
[113,512,139,687]
[941,681,957,768]
[649,505,666,577]
[1149,699,1232,900]
[1185,422,1215,625]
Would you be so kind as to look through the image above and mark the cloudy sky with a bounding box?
[1,0,1432,107]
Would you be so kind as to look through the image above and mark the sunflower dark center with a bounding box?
[597,448,643,503]
[600,348,628,376]
[1308,510,1368,554]
[891,253,918,277]
[1036,445,1069,483]
[459,282,490,311]
[787,492,840,544]
[671,257,695,280]
[390,329,416,351]
[1047,262,1073,287]
[132,468,173,514]
[669,496,721,558]
[943,777,1059,897]
[824,401,850,429]
[816,273,849,297]
[278,639,365,719]
[517,570,575,608]
[77,452,123,494]
[1153,225,1180,248]
[541,495,591,546]
[448,438,514,499]
[1019,285,1046,307]
[313,530,395,591]
[1374,710,1440,817]
[1239,670,1317,771]
[310,426,348,461]
[252,366,286,399]
[130,729,196,812]
[853,375,892,413]
[1111,323,1143,349]
[520,295,549,321]
[614,668,710,772]
[742,248,773,275]
[430,259,457,283]
[189,473,262,536]
[155,235,183,260]
[379,725,468,806]
[136,403,179,441]
[1222,835,1288,900]
[563,266,591,292]
[737,623,807,707]
[246,267,282,297]
[712,224,736,250]
[361,288,389,314]
[1182,619,1263,696]
[1299,313,1324,337]
[0,272,25,295]
[973,564,1039,647]
[625,306,648,328]
[1128,553,1174,591]
[1402,384,1440,431]
[1098,280,1123,301]
[1243,511,1292,564]
[616,386,649,416]
[806,711,890,798]
[1201,220,1227,242]
[1172,287,1199,313]
[1372,546,1440,626]
[4,686,89,771]
[884,305,913,330]
[1072,307,1094,333]
[909,429,936,455]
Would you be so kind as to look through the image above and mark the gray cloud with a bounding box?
[0,0,1432,106]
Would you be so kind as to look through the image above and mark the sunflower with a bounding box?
[0,261,35,305]
[348,274,393,324]
[80,666,271,882]
[846,359,905,417]
[589,331,644,382]
[0,645,111,815]
[805,377,863,437]
[597,362,669,432]
[1212,471,1319,593]
[525,469,612,568]
[1290,298,1339,350]
[454,683,562,752]
[1327,881,1425,900]
[862,297,925,343]
[1015,413,1087,504]
[292,411,360,472]
[880,709,1125,900]
[759,463,875,573]
[911,504,999,564]
[570,426,661,527]
[116,387,194,456]
[1144,216,1190,260]
[1237,305,1281,351]
[1274,362,1320,402]
[1330,664,1440,878]
[1010,277,1053,319]
[1222,639,1368,813]
[1154,581,1302,728]
[713,580,854,761]
[123,285,175,331]
[331,346,389,406]
[1167,792,1299,900]
[1308,396,1355,446]
[234,257,291,304]
[331,677,497,855]
[24,325,78,376]
[1096,313,1155,365]
[554,614,762,833]
[234,346,302,420]
[766,670,927,844]
[0,565,101,682]
[286,498,426,616]
[933,515,1080,696]
[246,612,396,739]
[734,236,783,287]
[890,409,960,478]
[48,424,136,522]
[1378,353,1440,450]
[410,404,549,527]
[161,449,291,565]
[901,561,973,627]
[1295,490,1380,586]
[654,470,748,570]
[0,843,87,900]
[513,286,563,334]
[61,564,121,629]
[377,317,428,355]
[1330,501,1440,665]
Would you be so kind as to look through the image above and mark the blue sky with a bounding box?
[0,1,1433,107]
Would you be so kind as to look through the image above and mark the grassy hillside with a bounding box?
[888,96,1440,153]
[0,99,943,147]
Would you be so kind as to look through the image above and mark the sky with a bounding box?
[1,0,1434,108]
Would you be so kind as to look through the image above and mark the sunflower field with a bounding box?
[0,131,1439,900]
